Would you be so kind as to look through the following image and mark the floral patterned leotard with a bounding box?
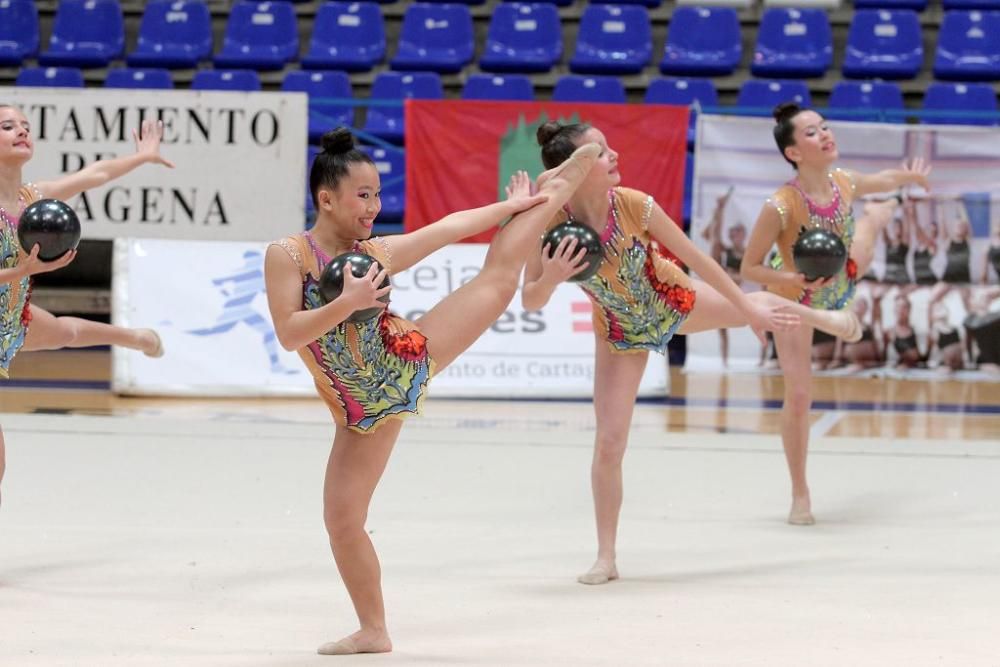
[0,184,43,379]
[767,168,858,310]
[546,187,696,355]
[272,233,435,433]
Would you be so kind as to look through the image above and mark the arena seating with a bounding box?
[127,0,213,69]
[826,80,905,121]
[39,0,124,69]
[751,8,833,78]
[6,0,1000,232]
[461,73,536,100]
[104,67,175,89]
[282,70,356,142]
[479,2,562,73]
[552,74,628,102]
[0,0,39,67]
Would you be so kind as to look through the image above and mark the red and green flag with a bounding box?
[404,100,689,243]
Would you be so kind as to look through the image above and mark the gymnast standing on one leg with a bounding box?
[0,107,171,505]
[741,103,931,526]
[265,128,600,654]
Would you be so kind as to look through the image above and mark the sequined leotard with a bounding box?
[271,233,435,433]
[1,184,43,379]
[545,187,696,355]
[767,168,857,310]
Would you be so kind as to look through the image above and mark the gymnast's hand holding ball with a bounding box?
[319,253,392,323]
[15,243,76,278]
[16,198,81,277]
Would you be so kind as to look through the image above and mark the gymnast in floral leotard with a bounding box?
[742,103,932,527]
[272,231,433,432]
[0,107,170,507]
[265,127,601,655]
[522,121,864,587]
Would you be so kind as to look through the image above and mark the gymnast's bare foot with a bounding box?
[788,495,815,526]
[317,628,392,656]
[577,559,619,585]
[138,329,164,358]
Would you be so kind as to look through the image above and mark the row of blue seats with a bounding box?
[18,66,1000,140]
[196,0,1000,8]
[5,0,1000,82]
[755,7,1000,81]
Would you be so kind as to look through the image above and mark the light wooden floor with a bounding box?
[2,402,999,666]
[2,350,999,666]
[1,349,997,440]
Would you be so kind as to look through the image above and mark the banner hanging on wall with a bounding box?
[112,238,668,398]
[404,99,688,242]
[686,114,1000,381]
[0,87,308,241]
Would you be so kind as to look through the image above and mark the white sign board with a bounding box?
[112,239,669,398]
[1,87,307,241]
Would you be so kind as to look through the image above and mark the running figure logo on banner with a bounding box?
[187,249,299,375]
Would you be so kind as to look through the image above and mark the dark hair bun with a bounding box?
[773,102,802,125]
[536,121,563,146]
[320,127,356,155]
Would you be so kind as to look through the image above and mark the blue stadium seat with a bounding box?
[826,81,905,122]
[922,82,998,125]
[943,0,1000,8]
[479,3,562,74]
[736,79,812,116]
[282,71,354,143]
[644,77,718,108]
[854,0,927,10]
[127,0,212,69]
[644,78,718,146]
[104,68,174,89]
[461,74,535,100]
[360,145,405,229]
[843,9,923,79]
[390,3,474,74]
[362,71,443,143]
[660,7,741,77]
[551,75,627,103]
[214,1,298,71]
[569,5,652,75]
[752,8,833,78]
[301,2,386,72]
[0,0,39,67]
[933,10,1000,81]
[592,0,661,7]
[503,0,572,6]
[190,69,262,91]
[15,66,85,88]
[39,0,124,68]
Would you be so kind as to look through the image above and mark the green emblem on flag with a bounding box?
[497,111,584,201]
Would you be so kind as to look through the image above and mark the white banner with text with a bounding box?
[2,86,307,241]
[112,239,669,398]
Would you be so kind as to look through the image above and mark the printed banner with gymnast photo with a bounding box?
[686,114,1000,381]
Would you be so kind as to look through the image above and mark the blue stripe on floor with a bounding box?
[1,380,998,415]
[0,379,111,391]
[468,394,1000,415]
[658,396,1000,415]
